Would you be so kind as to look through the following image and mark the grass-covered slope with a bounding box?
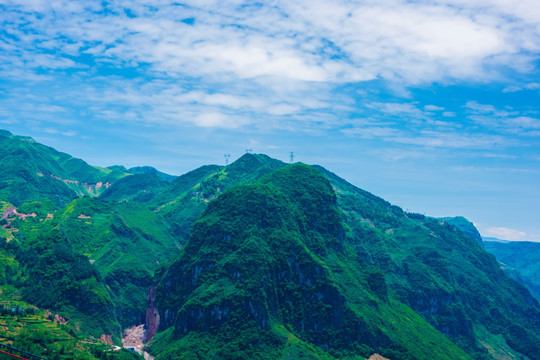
[440,216,483,244]
[0,130,126,207]
[149,164,471,360]
[127,166,176,183]
[5,197,182,332]
[483,240,540,302]
[318,166,540,359]
[99,172,171,203]
[0,233,120,341]
[0,294,142,360]
[151,153,286,242]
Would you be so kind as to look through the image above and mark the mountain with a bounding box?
[2,130,540,360]
[440,216,483,244]
[0,130,127,207]
[149,164,471,360]
[482,237,511,243]
[150,154,286,242]
[317,166,540,359]
[147,162,540,360]
[99,172,171,203]
[4,196,182,331]
[483,240,540,302]
[127,166,176,183]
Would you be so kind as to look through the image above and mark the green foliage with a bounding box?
[0,130,126,207]
[483,240,540,302]
[440,216,483,244]
[0,237,120,339]
[1,133,540,360]
[127,166,176,183]
[0,284,143,359]
[151,164,471,360]
[323,167,540,359]
[151,154,286,242]
[100,172,170,203]
[9,197,182,329]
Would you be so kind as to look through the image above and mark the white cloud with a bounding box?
[342,126,402,139]
[465,101,498,113]
[194,112,250,128]
[507,116,540,130]
[2,0,540,136]
[503,83,540,93]
[484,227,529,241]
[425,105,445,111]
[3,0,540,85]
[366,102,425,117]
[466,101,540,136]
[393,131,507,149]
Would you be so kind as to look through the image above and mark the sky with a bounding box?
[1,0,539,241]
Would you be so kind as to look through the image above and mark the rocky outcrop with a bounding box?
[144,283,160,342]
[99,334,114,345]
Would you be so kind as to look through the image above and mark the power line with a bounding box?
[0,343,48,360]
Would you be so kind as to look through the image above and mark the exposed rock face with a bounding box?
[369,354,390,360]
[123,324,146,352]
[53,314,68,325]
[144,283,160,342]
[99,334,114,345]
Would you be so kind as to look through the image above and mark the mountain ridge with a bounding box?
[1,129,539,360]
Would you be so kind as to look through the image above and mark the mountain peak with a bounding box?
[227,152,284,170]
[0,129,13,137]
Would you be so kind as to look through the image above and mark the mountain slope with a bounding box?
[151,153,286,242]
[318,166,540,359]
[148,164,471,360]
[440,216,483,244]
[99,172,171,203]
[2,131,539,359]
[0,130,126,207]
[127,166,176,183]
[8,197,182,329]
[483,240,540,302]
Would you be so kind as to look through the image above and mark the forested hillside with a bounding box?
[1,130,539,360]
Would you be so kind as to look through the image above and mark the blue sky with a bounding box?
[1,0,539,241]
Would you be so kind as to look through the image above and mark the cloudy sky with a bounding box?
[1,0,539,241]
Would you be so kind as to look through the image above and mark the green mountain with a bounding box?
[99,172,171,203]
[147,162,540,360]
[150,154,286,242]
[317,166,540,359]
[149,164,471,360]
[2,130,540,360]
[440,216,483,244]
[5,197,181,331]
[127,166,176,183]
[0,130,127,207]
[483,240,540,302]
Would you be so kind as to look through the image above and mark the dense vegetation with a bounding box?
[149,165,471,360]
[99,172,171,203]
[0,130,126,207]
[4,197,182,330]
[1,130,540,360]
[149,154,285,242]
[484,240,540,301]
[318,166,540,359]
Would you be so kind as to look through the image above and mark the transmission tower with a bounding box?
[224,154,231,166]
[289,152,295,163]
[246,148,253,154]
